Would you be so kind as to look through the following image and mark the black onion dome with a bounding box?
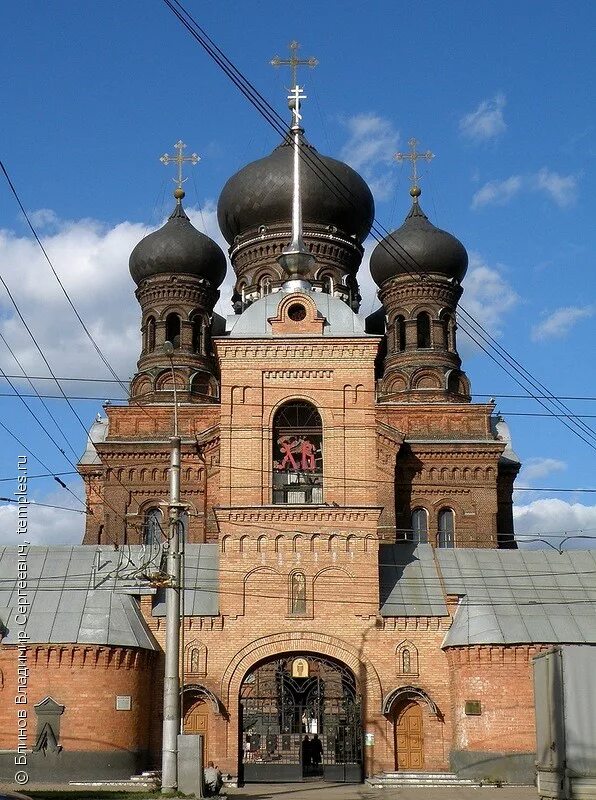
[217,137,375,245]
[370,200,468,287]
[129,203,227,287]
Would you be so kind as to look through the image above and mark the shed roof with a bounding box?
[0,544,219,649]
[380,544,596,647]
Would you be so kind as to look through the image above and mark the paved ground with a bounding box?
[2,781,540,800]
[226,782,538,800]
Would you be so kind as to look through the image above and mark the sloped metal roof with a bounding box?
[0,544,219,649]
[152,544,219,617]
[379,543,447,617]
[379,544,596,647]
[438,548,596,647]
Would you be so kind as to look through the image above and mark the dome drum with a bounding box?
[134,274,220,314]
[377,363,471,403]
[130,366,219,404]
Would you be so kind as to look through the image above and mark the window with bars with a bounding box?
[272,402,323,505]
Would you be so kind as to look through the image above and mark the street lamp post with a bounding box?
[161,341,181,792]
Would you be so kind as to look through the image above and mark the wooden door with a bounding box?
[394,702,424,770]
[184,701,209,765]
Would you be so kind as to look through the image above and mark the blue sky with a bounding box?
[0,0,595,546]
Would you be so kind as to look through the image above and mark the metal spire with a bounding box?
[394,137,434,200]
[270,42,318,283]
[160,140,200,203]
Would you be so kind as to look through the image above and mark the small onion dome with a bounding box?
[217,136,375,245]
[370,196,468,288]
[129,198,227,287]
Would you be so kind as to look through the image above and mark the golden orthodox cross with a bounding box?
[270,40,318,89]
[394,137,434,193]
[159,140,200,190]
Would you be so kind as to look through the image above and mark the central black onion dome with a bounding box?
[129,198,227,287]
[217,136,375,245]
[370,193,468,287]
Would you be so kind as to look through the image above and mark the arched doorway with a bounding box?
[183,698,209,766]
[393,701,424,770]
[239,653,362,783]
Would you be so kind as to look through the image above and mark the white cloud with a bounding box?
[0,204,232,397]
[514,498,596,549]
[472,169,578,209]
[340,113,399,202]
[533,167,577,207]
[471,176,522,208]
[531,305,594,342]
[459,252,519,341]
[519,457,566,484]
[0,488,85,545]
[27,208,60,229]
[460,94,507,141]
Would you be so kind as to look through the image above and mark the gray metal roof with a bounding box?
[438,548,596,647]
[380,544,596,647]
[379,543,448,617]
[79,415,109,465]
[225,288,369,337]
[0,544,219,649]
[152,544,219,617]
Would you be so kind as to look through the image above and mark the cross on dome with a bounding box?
[395,137,434,199]
[287,84,307,131]
[270,40,318,90]
[271,41,318,130]
[160,140,200,202]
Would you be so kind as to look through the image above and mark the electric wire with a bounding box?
[0,331,78,458]
[161,0,596,452]
[0,159,130,397]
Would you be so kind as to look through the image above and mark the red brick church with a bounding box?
[1,81,595,788]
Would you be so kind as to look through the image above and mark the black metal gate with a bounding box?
[240,654,362,783]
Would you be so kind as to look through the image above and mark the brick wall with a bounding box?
[0,645,155,753]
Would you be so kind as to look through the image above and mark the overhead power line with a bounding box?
[0,160,129,396]
[161,0,596,454]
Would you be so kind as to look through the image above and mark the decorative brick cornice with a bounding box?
[214,339,380,361]
[0,644,156,669]
[263,369,334,380]
[215,506,383,525]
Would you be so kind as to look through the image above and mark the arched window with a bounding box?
[259,275,272,296]
[290,572,307,614]
[272,401,323,505]
[146,316,156,352]
[438,508,455,548]
[410,508,428,544]
[165,313,181,349]
[396,640,419,676]
[395,315,406,352]
[402,649,411,673]
[144,507,163,546]
[416,312,431,348]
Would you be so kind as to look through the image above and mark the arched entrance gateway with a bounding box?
[239,653,363,783]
